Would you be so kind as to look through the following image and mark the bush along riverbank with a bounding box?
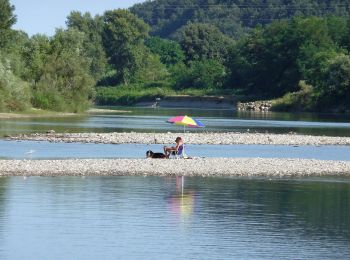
[237,81,350,113]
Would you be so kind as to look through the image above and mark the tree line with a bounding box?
[228,16,350,111]
[131,0,350,39]
[0,0,349,112]
[0,0,94,112]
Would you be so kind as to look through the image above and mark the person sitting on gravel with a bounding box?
[163,137,184,158]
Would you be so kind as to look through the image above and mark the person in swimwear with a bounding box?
[163,137,183,158]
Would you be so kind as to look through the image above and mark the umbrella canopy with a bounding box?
[167,115,205,128]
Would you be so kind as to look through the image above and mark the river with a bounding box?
[0,176,349,259]
[1,140,350,161]
[0,107,350,136]
[1,107,349,259]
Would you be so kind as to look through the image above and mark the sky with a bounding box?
[11,0,146,36]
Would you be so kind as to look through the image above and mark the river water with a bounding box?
[0,176,349,259]
[1,107,350,259]
[1,107,350,136]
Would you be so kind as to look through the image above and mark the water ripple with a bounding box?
[0,176,349,259]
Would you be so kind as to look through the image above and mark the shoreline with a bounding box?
[0,158,349,177]
[0,108,130,119]
[0,112,78,119]
[134,95,236,109]
[8,132,350,146]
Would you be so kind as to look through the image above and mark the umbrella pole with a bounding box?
[183,125,185,133]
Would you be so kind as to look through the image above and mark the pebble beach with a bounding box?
[1,158,350,177]
[8,132,350,145]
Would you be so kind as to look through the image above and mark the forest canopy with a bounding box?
[0,0,350,112]
[131,0,350,39]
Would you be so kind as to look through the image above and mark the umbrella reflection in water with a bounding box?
[168,176,195,221]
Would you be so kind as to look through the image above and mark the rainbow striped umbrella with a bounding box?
[167,115,205,132]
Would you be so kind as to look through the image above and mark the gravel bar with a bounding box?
[1,158,350,177]
[9,132,350,146]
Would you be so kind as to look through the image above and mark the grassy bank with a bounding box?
[0,107,131,119]
[270,82,315,112]
[96,84,176,106]
[0,108,80,119]
[95,84,237,106]
[270,82,350,113]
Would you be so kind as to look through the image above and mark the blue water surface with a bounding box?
[0,140,349,161]
[0,176,349,260]
[1,107,350,136]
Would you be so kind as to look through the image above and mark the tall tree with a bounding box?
[102,9,150,85]
[22,34,51,83]
[145,36,185,66]
[0,0,16,48]
[172,59,226,90]
[66,11,107,80]
[323,54,350,99]
[227,20,303,97]
[4,30,29,78]
[0,52,31,111]
[133,52,169,83]
[179,23,233,63]
[31,29,94,112]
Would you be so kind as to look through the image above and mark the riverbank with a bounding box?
[135,95,236,109]
[86,108,131,113]
[0,158,349,177]
[0,108,130,119]
[0,111,77,119]
[8,132,350,146]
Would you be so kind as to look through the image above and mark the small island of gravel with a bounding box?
[1,158,350,177]
[8,132,350,146]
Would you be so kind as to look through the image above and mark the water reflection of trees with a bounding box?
[0,178,8,242]
[0,177,7,210]
[187,177,350,240]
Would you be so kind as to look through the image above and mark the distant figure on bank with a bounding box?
[163,137,184,158]
[146,150,167,159]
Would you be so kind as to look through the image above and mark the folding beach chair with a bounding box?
[170,144,188,159]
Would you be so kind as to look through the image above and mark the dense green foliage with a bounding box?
[172,60,226,90]
[145,37,185,66]
[0,0,95,112]
[0,0,16,48]
[96,84,175,106]
[179,23,234,62]
[66,12,107,81]
[227,20,302,98]
[0,52,31,111]
[1,0,350,112]
[30,29,94,112]
[227,16,350,110]
[102,10,150,85]
[271,81,314,111]
[131,0,350,39]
